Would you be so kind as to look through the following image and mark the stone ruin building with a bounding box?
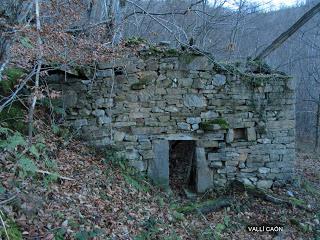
[50,46,296,192]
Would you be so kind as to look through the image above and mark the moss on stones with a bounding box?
[125,37,147,46]
[199,118,229,131]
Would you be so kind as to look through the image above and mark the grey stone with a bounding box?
[114,131,126,142]
[191,124,199,131]
[73,119,88,129]
[201,111,219,119]
[177,122,191,130]
[165,106,179,112]
[180,78,193,87]
[226,129,234,143]
[63,90,78,107]
[92,109,105,117]
[192,78,206,89]
[257,138,271,144]
[210,161,223,168]
[148,140,169,188]
[247,127,256,141]
[212,74,226,86]
[258,167,271,174]
[186,117,201,124]
[98,116,111,125]
[256,180,273,188]
[183,94,207,108]
[96,69,113,78]
[196,147,213,192]
[126,149,140,160]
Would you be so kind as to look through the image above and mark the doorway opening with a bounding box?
[169,140,196,195]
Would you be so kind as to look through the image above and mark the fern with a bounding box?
[29,145,40,159]
[18,157,38,177]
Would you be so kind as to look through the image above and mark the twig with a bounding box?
[36,169,75,181]
[0,209,10,240]
[0,67,36,112]
[0,194,17,206]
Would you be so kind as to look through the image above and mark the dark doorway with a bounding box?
[169,140,196,195]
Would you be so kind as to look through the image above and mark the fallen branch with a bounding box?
[245,186,312,212]
[176,196,233,214]
[36,169,75,181]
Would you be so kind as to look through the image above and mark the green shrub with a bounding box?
[0,104,27,133]
[0,68,25,96]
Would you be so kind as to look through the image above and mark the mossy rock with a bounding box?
[0,67,25,96]
[0,103,27,134]
[199,118,229,131]
[130,82,146,90]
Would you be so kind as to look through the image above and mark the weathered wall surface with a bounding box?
[53,47,295,190]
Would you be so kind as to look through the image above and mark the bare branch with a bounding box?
[254,2,320,61]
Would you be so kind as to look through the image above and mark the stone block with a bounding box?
[258,167,271,174]
[92,109,105,117]
[183,94,207,108]
[196,147,213,192]
[226,129,234,143]
[96,69,113,78]
[186,117,201,124]
[177,122,191,131]
[114,131,126,142]
[256,180,273,188]
[212,74,226,86]
[98,116,112,125]
[247,127,256,141]
[73,119,88,129]
[148,140,169,188]
[200,111,219,119]
[180,78,193,87]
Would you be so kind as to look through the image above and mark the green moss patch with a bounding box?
[199,118,229,131]
[125,37,147,46]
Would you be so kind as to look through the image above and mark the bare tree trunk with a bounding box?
[28,0,42,143]
[0,35,11,80]
[0,0,33,80]
[314,94,320,152]
[86,0,124,43]
[254,2,320,61]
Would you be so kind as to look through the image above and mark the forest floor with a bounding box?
[0,129,320,240]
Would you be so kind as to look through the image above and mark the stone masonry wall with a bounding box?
[54,47,296,191]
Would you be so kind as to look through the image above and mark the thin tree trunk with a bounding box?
[28,0,43,143]
[314,94,320,152]
[254,2,320,61]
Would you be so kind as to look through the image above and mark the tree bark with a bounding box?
[28,0,43,143]
[314,94,320,152]
[254,2,320,61]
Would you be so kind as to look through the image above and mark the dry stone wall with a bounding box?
[56,47,295,191]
